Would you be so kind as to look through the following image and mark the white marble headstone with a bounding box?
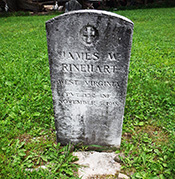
[46,10,133,148]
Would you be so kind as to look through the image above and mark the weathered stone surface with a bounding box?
[46,10,133,147]
[73,151,121,179]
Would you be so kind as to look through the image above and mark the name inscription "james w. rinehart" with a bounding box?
[57,51,124,74]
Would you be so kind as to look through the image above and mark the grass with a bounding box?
[0,8,175,178]
[116,8,175,178]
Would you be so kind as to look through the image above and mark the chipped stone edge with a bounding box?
[118,173,130,179]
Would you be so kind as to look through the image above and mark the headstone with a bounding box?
[65,0,82,13]
[46,10,133,148]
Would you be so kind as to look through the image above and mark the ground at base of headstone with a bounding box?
[73,151,129,179]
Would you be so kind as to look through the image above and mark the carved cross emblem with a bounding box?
[80,25,98,45]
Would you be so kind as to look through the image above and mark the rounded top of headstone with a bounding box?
[46,10,133,25]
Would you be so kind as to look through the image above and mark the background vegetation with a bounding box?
[0,7,175,178]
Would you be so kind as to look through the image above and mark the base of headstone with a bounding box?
[73,151,129,179]
[72,143,119,152]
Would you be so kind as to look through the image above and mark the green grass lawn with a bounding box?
[0,8,175,178]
